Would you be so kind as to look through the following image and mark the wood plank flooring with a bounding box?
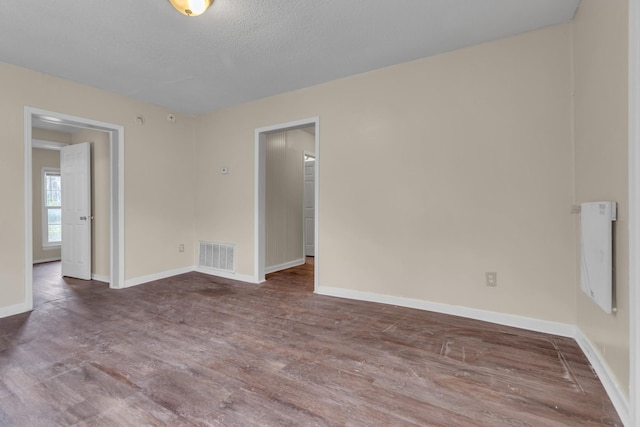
[0,260,622,426]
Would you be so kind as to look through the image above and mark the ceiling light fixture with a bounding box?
[169,0,213,17]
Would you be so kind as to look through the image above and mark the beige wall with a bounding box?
[195,24,577,323]
[265,129,315,269]
[32,128,72,144]
[32,148,62,262]
[71,129,110,279]
[572,0,630,396]
[0,61,196,310]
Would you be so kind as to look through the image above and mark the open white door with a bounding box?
[61,142,92,280]
[303,154,315,257]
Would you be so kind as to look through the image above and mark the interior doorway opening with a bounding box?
[32,127,110,282]
[255,117,319,290]
[24,107,125,311]
[303,151,316,258]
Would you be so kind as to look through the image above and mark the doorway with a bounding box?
[255,117,319,289]
[303,152,315,257]
[24,107,125,311]
[33,134,106,281]
[629,0,640,423]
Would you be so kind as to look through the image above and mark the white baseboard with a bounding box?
[0,302,32,319]
[316,286,576,338]
[575,329,630,426]
[91,274,110,284]
[265,258,305,274]
[123,266,195,288]
[33,257,61,264]
[123,266,259,289]
[195,266,258,284]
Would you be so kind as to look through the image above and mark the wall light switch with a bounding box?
[486,272,497,287]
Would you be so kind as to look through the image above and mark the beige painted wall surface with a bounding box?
[195,24,577,323]
[32,128,72,144]
[32,148,62,262]
[572,0,630,396]
[265,130,315,269]
[0,61,196,311]
[71,129,110,280]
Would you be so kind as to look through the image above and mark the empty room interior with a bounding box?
[1,0,639,425]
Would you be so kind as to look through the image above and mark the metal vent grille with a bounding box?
[199,241,235,272]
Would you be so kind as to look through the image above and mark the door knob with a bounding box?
[80,216,87,220]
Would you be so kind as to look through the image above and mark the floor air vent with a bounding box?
[199,241,235,272]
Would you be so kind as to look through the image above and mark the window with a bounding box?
[42,168,61,247]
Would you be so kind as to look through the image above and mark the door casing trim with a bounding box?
[254,117,319,287]
[24,107,125,313]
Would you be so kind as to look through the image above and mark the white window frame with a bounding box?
[42,167,61,249]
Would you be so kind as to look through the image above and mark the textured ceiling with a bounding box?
[0,0,580,115]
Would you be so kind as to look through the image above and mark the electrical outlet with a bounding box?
[179,244,185,253]
[486,272,497,287]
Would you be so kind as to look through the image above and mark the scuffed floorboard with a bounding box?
[0,261,622,426]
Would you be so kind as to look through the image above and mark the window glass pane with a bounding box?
[47,190,61,207]
[48,208,61,225]
[50,175,61,191]
[48,225,61,243]
[43,171,62,246]
[45,174,61,207]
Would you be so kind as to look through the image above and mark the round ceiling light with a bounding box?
[169,0,213,17]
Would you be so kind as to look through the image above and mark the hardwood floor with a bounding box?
[0,261,622,426]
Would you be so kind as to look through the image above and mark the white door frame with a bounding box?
[628,0,639,424]
[24,107,125,310]
[255,117,319,287]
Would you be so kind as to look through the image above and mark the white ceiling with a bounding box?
[1,0,580,115]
